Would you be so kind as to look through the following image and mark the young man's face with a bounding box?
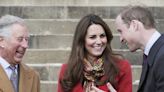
[115,15,140,52]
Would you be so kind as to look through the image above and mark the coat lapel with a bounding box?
[137,56,149,91]
[19,63,33,92]
[138,35,164,91]
[0,65,14,92]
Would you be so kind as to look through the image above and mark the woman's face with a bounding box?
[85,24,107,60]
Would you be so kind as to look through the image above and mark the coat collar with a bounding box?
[0,65,14,92]
[147,34,164,67]
[0,63,34,92]
[19,63,34,92]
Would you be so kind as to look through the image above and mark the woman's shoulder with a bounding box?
[117,59,131,66]
[113,54,130,66]
[59,63,67,77]
[60,63,67,72]
[115,59,132,82]
[116,59,131,71]
[61,63,67,68]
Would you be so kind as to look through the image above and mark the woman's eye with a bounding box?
[100,34,106,38]
[89,35,96,39]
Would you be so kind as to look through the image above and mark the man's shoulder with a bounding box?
[157,34,164,49]
[152,34,164,51]
[159,34,164,40]
[19,63,39,75]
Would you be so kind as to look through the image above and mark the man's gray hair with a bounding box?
[0,15,26,37]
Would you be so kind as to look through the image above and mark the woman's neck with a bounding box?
[86,55,100,63]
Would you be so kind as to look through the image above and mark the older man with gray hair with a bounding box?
[0,15,40,92]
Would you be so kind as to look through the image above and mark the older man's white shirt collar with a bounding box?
[144,31,161,56]
[0,57,10,69]
[0,57,18,79]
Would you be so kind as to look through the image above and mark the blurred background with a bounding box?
[0,0,163,92]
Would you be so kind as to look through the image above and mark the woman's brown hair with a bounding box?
[60,14,121,92]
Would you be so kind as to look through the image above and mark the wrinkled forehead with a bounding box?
[11,24,29,37]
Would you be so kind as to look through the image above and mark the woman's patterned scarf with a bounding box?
[83,58,105,92]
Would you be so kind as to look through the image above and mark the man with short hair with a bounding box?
[115,6,164,92]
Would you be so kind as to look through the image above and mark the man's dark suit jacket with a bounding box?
[138,34,164,92]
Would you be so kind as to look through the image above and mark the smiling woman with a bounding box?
[85,24,107,61]
[57,14,132,92]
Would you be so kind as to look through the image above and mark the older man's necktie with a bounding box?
[9,66,18,92]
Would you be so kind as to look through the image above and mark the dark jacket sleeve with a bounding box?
[154,50,164,92]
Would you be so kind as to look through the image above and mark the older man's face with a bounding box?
[2,23,29,65]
